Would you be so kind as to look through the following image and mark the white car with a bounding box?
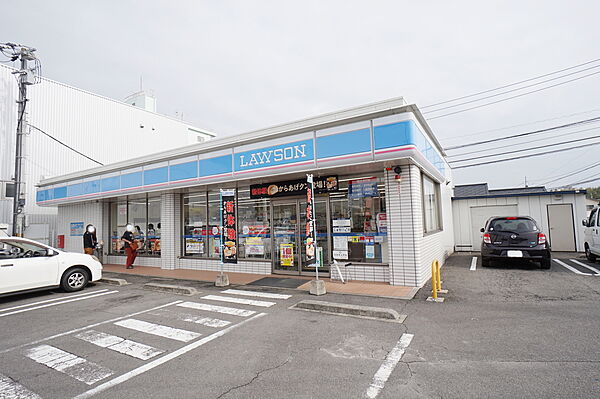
[0,236,102,297]
[583,205,600,262]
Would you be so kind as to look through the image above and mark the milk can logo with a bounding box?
[236,140,313,171]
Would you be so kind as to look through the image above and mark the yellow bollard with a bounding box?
[431,261,438,299]
[435,260,442,292]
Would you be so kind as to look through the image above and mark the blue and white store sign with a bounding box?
[235,140,314,173]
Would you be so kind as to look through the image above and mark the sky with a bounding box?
[2,0,600,189]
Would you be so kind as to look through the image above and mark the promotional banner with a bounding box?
[305,174,317,262]
[250,176,338,199]
[280,243,294,266]
[220,189,237,264]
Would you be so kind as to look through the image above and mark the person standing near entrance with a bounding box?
[83,224,97,255]
[121,224,137,269]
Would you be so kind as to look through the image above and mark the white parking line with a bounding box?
[25,344,113,385]
[553,259,594,276]
[114,319,201,342]
[202,295,276,308]
[159,311,231,328]
[221,289,292,300]
[365,333,414,399]
[0,290,119,318]
[72,313,267,399]
[470,257,477,271]
[0,300,182,356]
[569,259,600,275]
[75,330,164,360]
[0,373,42,399]
[177,301,256,317]
[0,289,110,313]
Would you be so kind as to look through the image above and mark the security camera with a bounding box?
[393,166,402,175]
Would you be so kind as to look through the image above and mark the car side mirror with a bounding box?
[582,219,588,227]
[46,249,57,256]
[480,228,485,233]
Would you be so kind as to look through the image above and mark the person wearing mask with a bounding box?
[83,224,97,255]
[121,224,137,269]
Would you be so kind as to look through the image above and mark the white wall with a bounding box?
[56,202,102,253]
[452,193,587,252]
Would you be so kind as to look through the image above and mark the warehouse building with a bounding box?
[36,97,453,287]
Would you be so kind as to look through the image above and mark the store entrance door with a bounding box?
[271,199,330,276]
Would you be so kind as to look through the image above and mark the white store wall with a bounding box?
[452,192,587,252]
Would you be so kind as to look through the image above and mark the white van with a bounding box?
[583,206,600,261]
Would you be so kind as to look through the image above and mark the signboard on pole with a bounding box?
[220,189,237,264]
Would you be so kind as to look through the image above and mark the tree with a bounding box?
[586,186,600,200]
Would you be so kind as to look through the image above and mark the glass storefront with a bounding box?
[109,195,161,256]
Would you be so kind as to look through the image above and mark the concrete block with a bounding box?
[215,273,230,287]
[143,283,198,296]
[426,296,445,303]
[292,300,406,322]
[309,279,326,296]
[98,277,128,286]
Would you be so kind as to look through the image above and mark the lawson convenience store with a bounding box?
[36,98,454,287]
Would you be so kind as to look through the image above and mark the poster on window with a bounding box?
[185,238,204,254]
[245,237,264,255]
[376,213,387,233]
[280,243,294,266]
[365,243,375,259]
[220,189,237,264]
[348,177,379,198]
[305,174,317,262]
[70,222,84,236]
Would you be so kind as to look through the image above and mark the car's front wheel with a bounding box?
[61,267,89,292]
[585,245,597,262]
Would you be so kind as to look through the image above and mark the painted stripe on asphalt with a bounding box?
[221,289,292,300]
[553,259,594,275]
[0,301,183,356]
[0,290,119,318]
[470,257,477,271]
[569,259,600,275]
[202,294,276,308]
[114,319,201,342]
[25,344,113,385]
[365,333,414,399]
[0,289,109,313]
[0,373,42,399]
[72,313,267,399]
[177,301,256,317]
[75,330,163,360]
[155,310,231,328]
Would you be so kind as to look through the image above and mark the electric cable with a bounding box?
[558,172,600,187]
[422,57,600,109]
[538,160,600,186]
[29,124,104,166]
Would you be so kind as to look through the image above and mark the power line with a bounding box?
[427,70,600,120]
[451,141,600,169]
[444,116,600,151]
[559,172,600,187]
[29,124,104,166]
[538,160,600,186]
[424,64,600,114]
[448,134,600,164]
[422,57,600,109]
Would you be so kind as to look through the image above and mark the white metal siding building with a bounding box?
[37,98,454,287]
[0,64,214,243]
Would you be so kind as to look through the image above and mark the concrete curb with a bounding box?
[290,300,406,323]
[98,277,129,286]
[142,283,198,296]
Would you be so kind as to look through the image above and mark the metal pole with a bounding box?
[12,53,28,236]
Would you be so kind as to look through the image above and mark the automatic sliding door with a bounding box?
[272,201,299,274]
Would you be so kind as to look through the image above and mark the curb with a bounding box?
[98,277,129,286]
[142,283,198,296]
[290,300,406,323]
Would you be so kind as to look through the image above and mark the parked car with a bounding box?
[0,236,102,297]
[582,206,600,262]
[480,216,551,269]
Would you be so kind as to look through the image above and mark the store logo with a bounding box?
[239,144,308,168]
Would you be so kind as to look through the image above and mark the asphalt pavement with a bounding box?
[0,253,598,398]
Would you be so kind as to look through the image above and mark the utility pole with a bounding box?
[0,43,39,236]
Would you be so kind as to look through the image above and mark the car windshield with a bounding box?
[489,218,538,233]
[0,240,50,258]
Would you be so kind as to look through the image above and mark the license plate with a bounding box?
[507,250,523,258]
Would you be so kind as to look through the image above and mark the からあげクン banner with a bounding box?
[220,189,237,264]
[305,174,316,262]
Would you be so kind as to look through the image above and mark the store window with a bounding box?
[207,190,222,258]
[422,174,441,233]
[237,188,271,260]
[109,196,161,256]
[183,192,208,257]
[330,175,388,263]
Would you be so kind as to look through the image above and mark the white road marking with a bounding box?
[553,259,594,276]
[72,313,267,399]
[0,289,109,313]
[221,289,292,300]
[25,344,113,385]
[177,301,256,317]
[365,333,414,399]
[0,301,182,356]
[153,310,231,328]
[202,294,276,308]
[0,373,42,399]
[470,257,477,271]
[114,319,201,342]
[0,290,118,318]
[569,259,600,275]
[75,330,164,360]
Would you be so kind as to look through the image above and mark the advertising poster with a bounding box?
[333,250,348,260]
[70,222,84,236]
[220,189,237,264]
[245,237,264,255]
[305,174,316,262]
[376,212,387,233]
[280,243,294,266]
[250,176,338,199]
[348,177,379,199]
[333,236,348,251]
[185,238,204,254]
[365,243,375,259]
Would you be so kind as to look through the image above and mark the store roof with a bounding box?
[453,183,585,199]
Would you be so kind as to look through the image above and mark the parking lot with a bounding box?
[1,253,599,399]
